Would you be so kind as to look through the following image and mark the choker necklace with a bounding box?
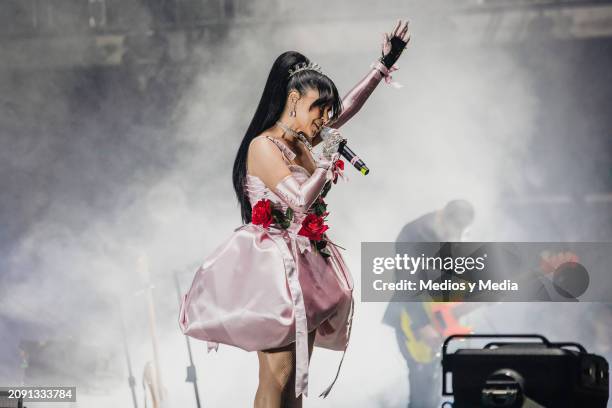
[276,121,313,151]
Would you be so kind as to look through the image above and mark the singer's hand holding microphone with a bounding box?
[318,127,369,175]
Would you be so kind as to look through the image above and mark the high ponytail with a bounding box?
[232,51,342,223]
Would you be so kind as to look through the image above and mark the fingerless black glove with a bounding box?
[381,36,407,69]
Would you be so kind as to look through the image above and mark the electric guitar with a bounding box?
[400,302,480,364]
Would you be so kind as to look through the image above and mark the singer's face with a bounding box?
[293,88,332,140]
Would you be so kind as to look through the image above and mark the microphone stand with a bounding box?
[119,302,139,408]
[174,271,202,408]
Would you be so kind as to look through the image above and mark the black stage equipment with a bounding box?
[441,334,609,408]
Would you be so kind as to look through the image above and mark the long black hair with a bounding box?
[232,51,343,223]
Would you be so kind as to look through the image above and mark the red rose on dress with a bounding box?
[298,213,329,241]
[251,199,273,229]
[332,159,345,184]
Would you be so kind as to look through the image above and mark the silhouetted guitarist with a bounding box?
[382,200,475,408]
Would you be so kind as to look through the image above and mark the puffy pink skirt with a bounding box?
[178,222,354,397]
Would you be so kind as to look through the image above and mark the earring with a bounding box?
[290,110,296,117]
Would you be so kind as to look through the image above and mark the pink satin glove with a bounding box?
[327,20,410,130]
[274,152,340,213]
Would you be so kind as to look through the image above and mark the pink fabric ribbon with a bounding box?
[206,341,218,352]
[240,220,312,397]
[371,61,403,89]
[384,65,399,85]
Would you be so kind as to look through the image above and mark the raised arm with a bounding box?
[326,20,411,131]
[330,62,391,130]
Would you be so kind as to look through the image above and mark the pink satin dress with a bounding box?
[179,136,354,397]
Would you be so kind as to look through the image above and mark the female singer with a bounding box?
[180,20,410,408]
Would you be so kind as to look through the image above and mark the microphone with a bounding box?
[320,127,370,175]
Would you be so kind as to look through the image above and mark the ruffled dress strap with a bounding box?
[263,135,297,162]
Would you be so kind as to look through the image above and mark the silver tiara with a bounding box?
[288,61,323,77]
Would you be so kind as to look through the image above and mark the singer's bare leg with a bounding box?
[254,329,316,408]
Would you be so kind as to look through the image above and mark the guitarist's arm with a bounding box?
[416,323,442,347]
